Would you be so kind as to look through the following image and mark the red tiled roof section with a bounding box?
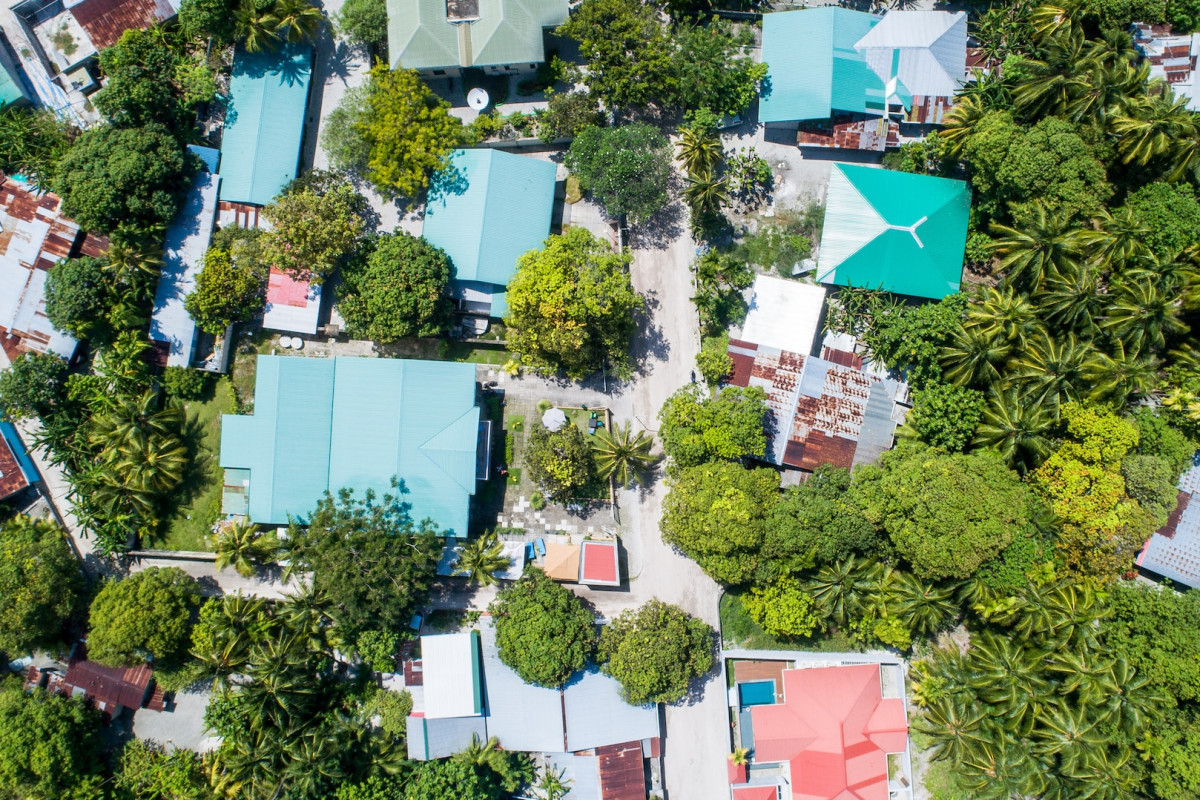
[70,0,175,50]
[596,742,646,800]
[268,268,312,308]
[0,433,30,500]
[580,541,618,584]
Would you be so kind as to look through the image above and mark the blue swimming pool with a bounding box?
[739,679,776,707]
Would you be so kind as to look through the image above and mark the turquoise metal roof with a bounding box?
[220,356,479,535]
[423,149,557,289]
[761,8,888,124]
[816,164,970,299]
[0,59,28,108]
[218,45,313,207]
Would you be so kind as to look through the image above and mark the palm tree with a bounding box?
[685,168,729,218]
[890,572,957,636]
[1113,90,1200,181]
[535,763,572,800]
[1011,331,1091,407]
[914,696,989,764]
[965,286,1039,346]
[1084,345,1156,406]
[1011,24,1093,120]
[1031,703,1106,773]
[804,557,871,626]
[957,733,1050,800]
[192,593,273,681]
[941,325,1011,387]
[235,0,281,52]
[969,631,1052,736]
[271,0,323,43]
[1093,658,1167,736]
[103,238,163,286]
[1101,278,1187,355]
[989,205,1084,291]
[677,125,723,176]
[453,530,510,587]
[939,94,992,156]
[215,519,280,577]
[1090,205,1150,269]
[591,422,659,487]
[280,582,339,656]
[1038,265,1104,336]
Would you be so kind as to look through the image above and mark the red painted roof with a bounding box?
[750,664,907,800]
[733,787,779,800]
[728,759,748,784]
[267,268,312,308]
[579,541,619,585]
[0,433,29,500]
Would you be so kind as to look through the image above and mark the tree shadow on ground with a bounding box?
[627,196,687,251]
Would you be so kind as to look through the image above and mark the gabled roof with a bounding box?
[760,8,890,123]
[218,45,312,207]
[219,356,480,535]
[855,10,967,99]
[732,787,779,800]
[1138,462,1200,587]
[750,665,907,800]
[387,0,567,70]
[816,164,969,299]
[423,149,557,289]
[69,0,176,50]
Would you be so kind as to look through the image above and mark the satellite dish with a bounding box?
[467,88,489,111]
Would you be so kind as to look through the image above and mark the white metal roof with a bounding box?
[149,168,219,367]
[421,632,482,719]
[855,10,967,98]
[739,275,827,356]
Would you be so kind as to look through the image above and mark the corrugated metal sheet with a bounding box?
[0,427,29,500]
[479,619,567,752]
[69,0,175,50]
[388,0,565,69]
[760,8,884,124]
[816,164,969,300]
[218,45,312,207]
[406,713,488,760]
[262,268,321,335]
[595,742,646,800]
[424,149,557,288]
[739,276,825,357]
[421,632,482,719]
[545,754,601,800]
[854,10,967,98]
[563,667,660,752]
[1138,464,1200,587]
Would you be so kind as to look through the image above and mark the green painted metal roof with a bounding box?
[761,8,888,123]
[423,149,557,289]
[816,164,970,299]
[220,356,479,535]
[0,59,27,108]
[387,0,567,69]
[218,45,313,207]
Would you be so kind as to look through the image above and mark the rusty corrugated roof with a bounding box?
[595,742,647,800]
[70,0,175,50]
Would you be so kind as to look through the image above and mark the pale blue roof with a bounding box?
[218,45,312,207]
[423,149,557,289]
[761,8,890,123]
[0,58,28,107]
[220,356,479,535]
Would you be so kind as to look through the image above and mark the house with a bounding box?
[387,0,568,77]
[1133,22,1200,111]
[1137,461,1200,587]
[422,149,557,318]
[218,45,313,208]
[542,540,621,587]
[262,268,322,335]
[739,276,826,357]
[69,0,177,50]
[0,175,107,360]
[406,620,662,799]
[149,145,220,369]
[760,9,966,149]
[816,164,970,300]
[219,356,488,536]
[731,663,909,800]
[25,645,167,721]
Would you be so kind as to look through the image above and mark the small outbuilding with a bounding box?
[740,276,826,357]
[262,267,322,335]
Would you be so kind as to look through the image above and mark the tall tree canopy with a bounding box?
[505,227,643,379]
[185,246,267,334]
[557,0,676,109]
[262,178,365,284]
[523,422,596,503]
[0,680,104,799]
[657,384,768,472]
[489,569,597,688]
[87,567,201,667]
[0,516,81,655]
[337,231,454,342]
[565,124,672,224]
[44,256,114,344]
[598,600,715,705]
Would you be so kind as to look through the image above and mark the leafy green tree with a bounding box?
[505,227,643,379]
[453,735,534,794]
[335,0,387,46]
[54,123,192,234]
[862,293,967,390]
[489,569,597,688]
[92,28,192,131]
[598,600,715,704]
[696,334,733,385]
[355,629,399,672]
[524,422,595,504]
[321,85,373,175]
[692,250,754,336]
[535,91,604,142]
[87,567,201,667]
[661,460,780,585]
[406,759,507,800]
[565,124,672,223]
[0,681,104,800]
[178,0,238,42]
[0,107,77,193]
[855,444,1033,580]
[671,21,767,117]
[283,485,442,643]
[262,180,364,284]
[769,465,880,573]
[337,232,454,341]
[1121,454,1181,523]
[741,577,821,638]
[114,739,214,800]
[184,247,267,334]
[1121,181,1200,258]
[657,384,767,472]
[0,351,68,419]
[1129,407,1196,479]
[453,530,511,587]
[1105,583,1200,703]
[903,381,985,452]
[557,0,676,109]
[162,365,209,400]
[591,421,659,488]
[0,515,81,655]
[43,256,112,342]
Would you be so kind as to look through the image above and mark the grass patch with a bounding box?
[563,406,606,436]
[508,414,524,432]
[440,341,509,365]
[910,729,971,800]
[719,591,859,652]
[506,467,521,486]
[565,175,582,204]
[154,378,236,552]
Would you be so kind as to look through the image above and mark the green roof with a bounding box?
[816,164,970,299]
[388,0,567,70]
[0,58,27,108]
[761,8,891,123]
[220,356,480,535]
[218,45,312,207]
[423,149,557,289]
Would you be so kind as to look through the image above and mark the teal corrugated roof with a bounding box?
[218,45,312,207]
[0,58,27,107]
[423,149,557,288]
[220,356,479,535]
[760,8,886,123]
[816,164,970,299]
[387,0,566,69]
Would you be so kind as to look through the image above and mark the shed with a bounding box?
[69,0,177,50]
[0,424,30,501]
[421,632,483,719]
[406,712,488,760]
[816,164,969,299]
[543,542,581,582]
[218,45,313,207]
[262,268,322,335]
[579,540,620,587]
[739,276,826,357]
[479,618,567,752]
